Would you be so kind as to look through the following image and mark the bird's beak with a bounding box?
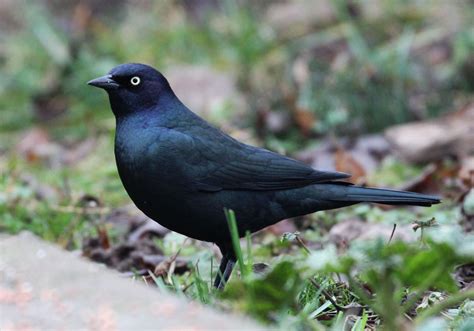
[87,75,119,90]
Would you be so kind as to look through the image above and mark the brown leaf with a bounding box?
[296,135,390,177]
[265,219,297,236]
[153,251,181,280]
[151,258,177,281]
[293,106,316,136]
[138,254,188,273]
[400,161,463,196]
[399,163,440,194]
[96,225,110,250]
[334,147,366,184]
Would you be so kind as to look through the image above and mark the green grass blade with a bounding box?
[225,208,247,278]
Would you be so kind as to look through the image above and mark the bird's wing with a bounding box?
[195,141,350,192]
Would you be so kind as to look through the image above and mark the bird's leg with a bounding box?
[213,246,236,290]
[221,258,235,288]
[213,256,235,290]
[213,254,228,289]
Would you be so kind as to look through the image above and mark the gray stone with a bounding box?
[385,104,474,164]
[0,232,264,330]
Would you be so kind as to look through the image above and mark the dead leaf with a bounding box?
[138,254,188,273]
[265,219,297,236]
[83,232,164,272]
[128,220,170,244]
[296,134,390,177]
[293,106,316,136]
[96,225,110,250]
[154,250,182,281]
[334,147,366,184]
[398,163,440,194]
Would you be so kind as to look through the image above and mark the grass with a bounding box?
[225,208,249,278]
[1,0,473,329]
[3,137,472,329]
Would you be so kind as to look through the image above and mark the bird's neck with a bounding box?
[109,87,179,115]
[113,92,199,130]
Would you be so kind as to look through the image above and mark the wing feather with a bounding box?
[195,144,349,192]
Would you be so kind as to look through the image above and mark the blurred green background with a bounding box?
[2,0,473,136]
[1,1,473,329]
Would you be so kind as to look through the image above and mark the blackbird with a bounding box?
[88,63,440,289]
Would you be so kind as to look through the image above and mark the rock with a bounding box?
[0,232,263,330]
[385,103,474,164]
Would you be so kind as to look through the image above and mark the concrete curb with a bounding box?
[0,232,265,330]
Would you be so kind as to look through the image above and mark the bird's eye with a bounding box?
[130,76,141,86]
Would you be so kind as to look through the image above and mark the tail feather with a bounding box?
[330,185,441,207]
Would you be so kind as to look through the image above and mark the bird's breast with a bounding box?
[115,124,197,202]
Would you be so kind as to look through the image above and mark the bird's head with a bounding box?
[88,63,172,116]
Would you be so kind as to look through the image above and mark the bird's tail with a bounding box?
[329,185,440,207]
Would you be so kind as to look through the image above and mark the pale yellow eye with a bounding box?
[130,76,141,86]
